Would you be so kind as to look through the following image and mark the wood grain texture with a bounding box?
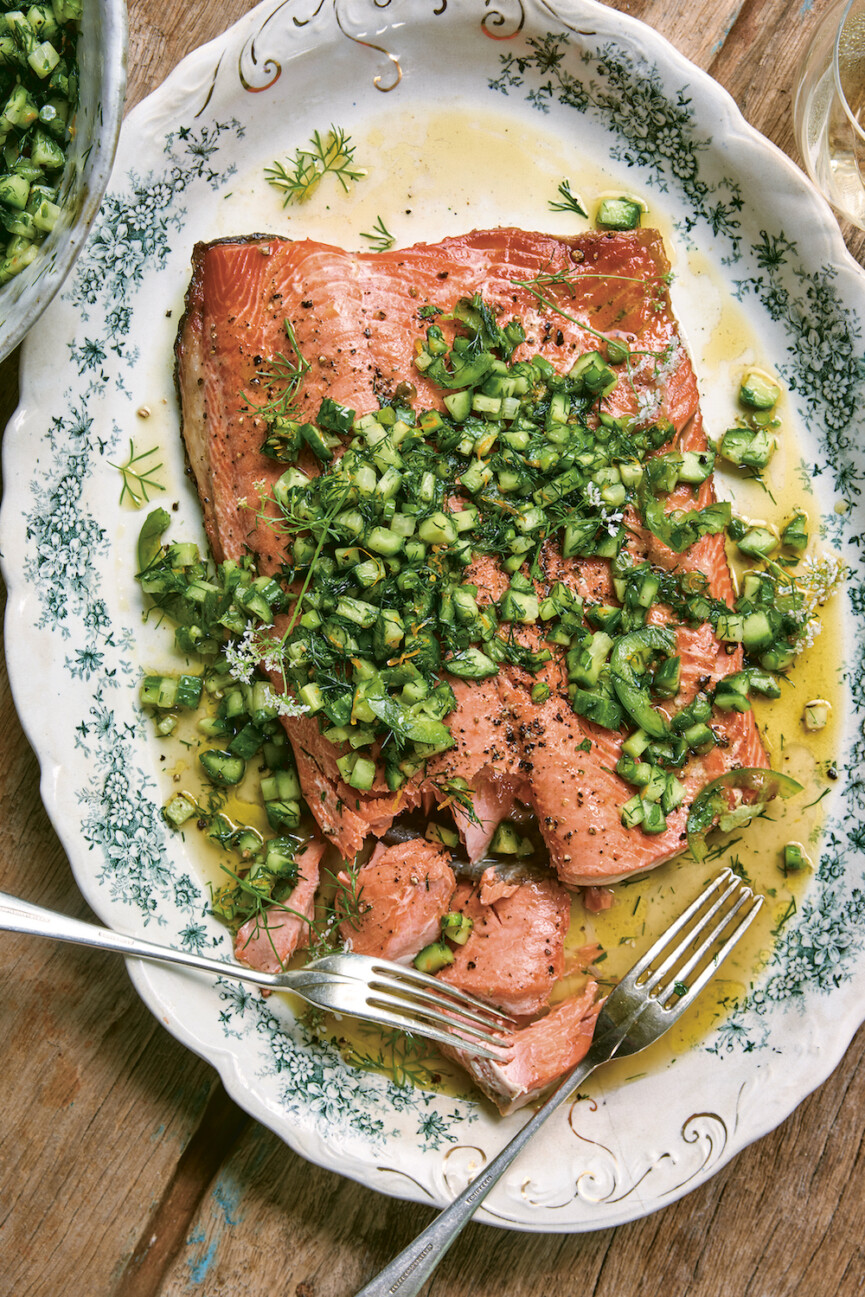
[0,2,863,1295]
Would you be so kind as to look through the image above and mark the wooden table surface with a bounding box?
[1,2,864,1293]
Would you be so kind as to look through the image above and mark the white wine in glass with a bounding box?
[795,0,865,229]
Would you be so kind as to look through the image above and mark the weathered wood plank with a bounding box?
[0,652,224,1297]
[151,1025,865,1297]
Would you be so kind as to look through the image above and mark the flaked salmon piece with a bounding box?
[337,839,455,963]
[565,942,605,971]
[451,766,521,863]
[437,877,571,1017]
[495,667,764,887]
[289,711,421,859]
[583,887,615,914]
[441,980,601,1115]
[234,839,324,973]
[478,866,521,906]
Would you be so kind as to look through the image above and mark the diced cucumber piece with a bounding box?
[29,126,63,168]
[443,390,472,422]
[783,842,810,872]
[163,793,198,828]
[365,526,405,556]
[445,647,499,679]
[781,510,808,551]
[265,799,302,830]
[297,682,324,713]
[418,512,458,545]
[739,371,780,410]
[718,427,775,470]
[413,941,455,973]
[499,586,539,624]
[596,197,642,229]
[28,38,60,77]
[441,912,473,945]
[0,172,28,208]
[569,350,617,396]
[199,749,246,786]
[802,698,830,731]
[425,822,460,849]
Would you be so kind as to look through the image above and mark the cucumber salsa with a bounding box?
[0,0,81,284]
[136,291,835,929]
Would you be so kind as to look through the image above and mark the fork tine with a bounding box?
[307,953,517,1030]
[364,991,513,1052]
[366,976,513,1034]
[307,978,513,1061]
[294,967,515,1036]
[358,1007,511,1062]
[637,871,742,996]
[663,890,763,1015]
[619,867,734,991]
[367,965,516,1031]
[655,881,754,998]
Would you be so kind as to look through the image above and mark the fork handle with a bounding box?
[353,1043,605,1297]
[0,889,280,988]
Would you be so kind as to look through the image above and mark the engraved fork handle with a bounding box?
[0,889,293,990]
[353,1036,613,1297]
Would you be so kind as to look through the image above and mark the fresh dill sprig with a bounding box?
[304,864,366,960]
[212,861,310,969]
[510,268,676,385]
[727,854,753,887]
[549,178,587,217]
[109,439,166,508]
[511,271,647,357]
[771,895,797,937]
[331,863,365,932]
[428,775,481,828]
[242,318,310,422]
[265,125,367,206]
[360,215,395,252]
[347,1025,442,1089]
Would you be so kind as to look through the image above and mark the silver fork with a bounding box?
[0,890,514,1059]
[354,867,762,1297]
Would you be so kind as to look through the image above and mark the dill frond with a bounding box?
[549,178,587,217]
[265,125,367,206]
[360,215,395,252]
[109,439,166,508]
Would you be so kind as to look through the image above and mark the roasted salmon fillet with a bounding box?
[176,226,768,885]
[175,225,781,1110]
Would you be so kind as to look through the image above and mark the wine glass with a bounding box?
[794,0,865,229]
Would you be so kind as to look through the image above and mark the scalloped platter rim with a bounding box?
[3,0,865,1232]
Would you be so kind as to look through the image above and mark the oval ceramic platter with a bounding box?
[3,0,865,1232]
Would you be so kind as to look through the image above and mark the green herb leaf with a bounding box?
[109,439,166,508]
[360,214,395,252]
[549,178,587,217]
[265,125,366,205]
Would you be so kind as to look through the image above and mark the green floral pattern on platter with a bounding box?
[4,0,865,1230]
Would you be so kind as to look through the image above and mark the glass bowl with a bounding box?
[0,0,127,362]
